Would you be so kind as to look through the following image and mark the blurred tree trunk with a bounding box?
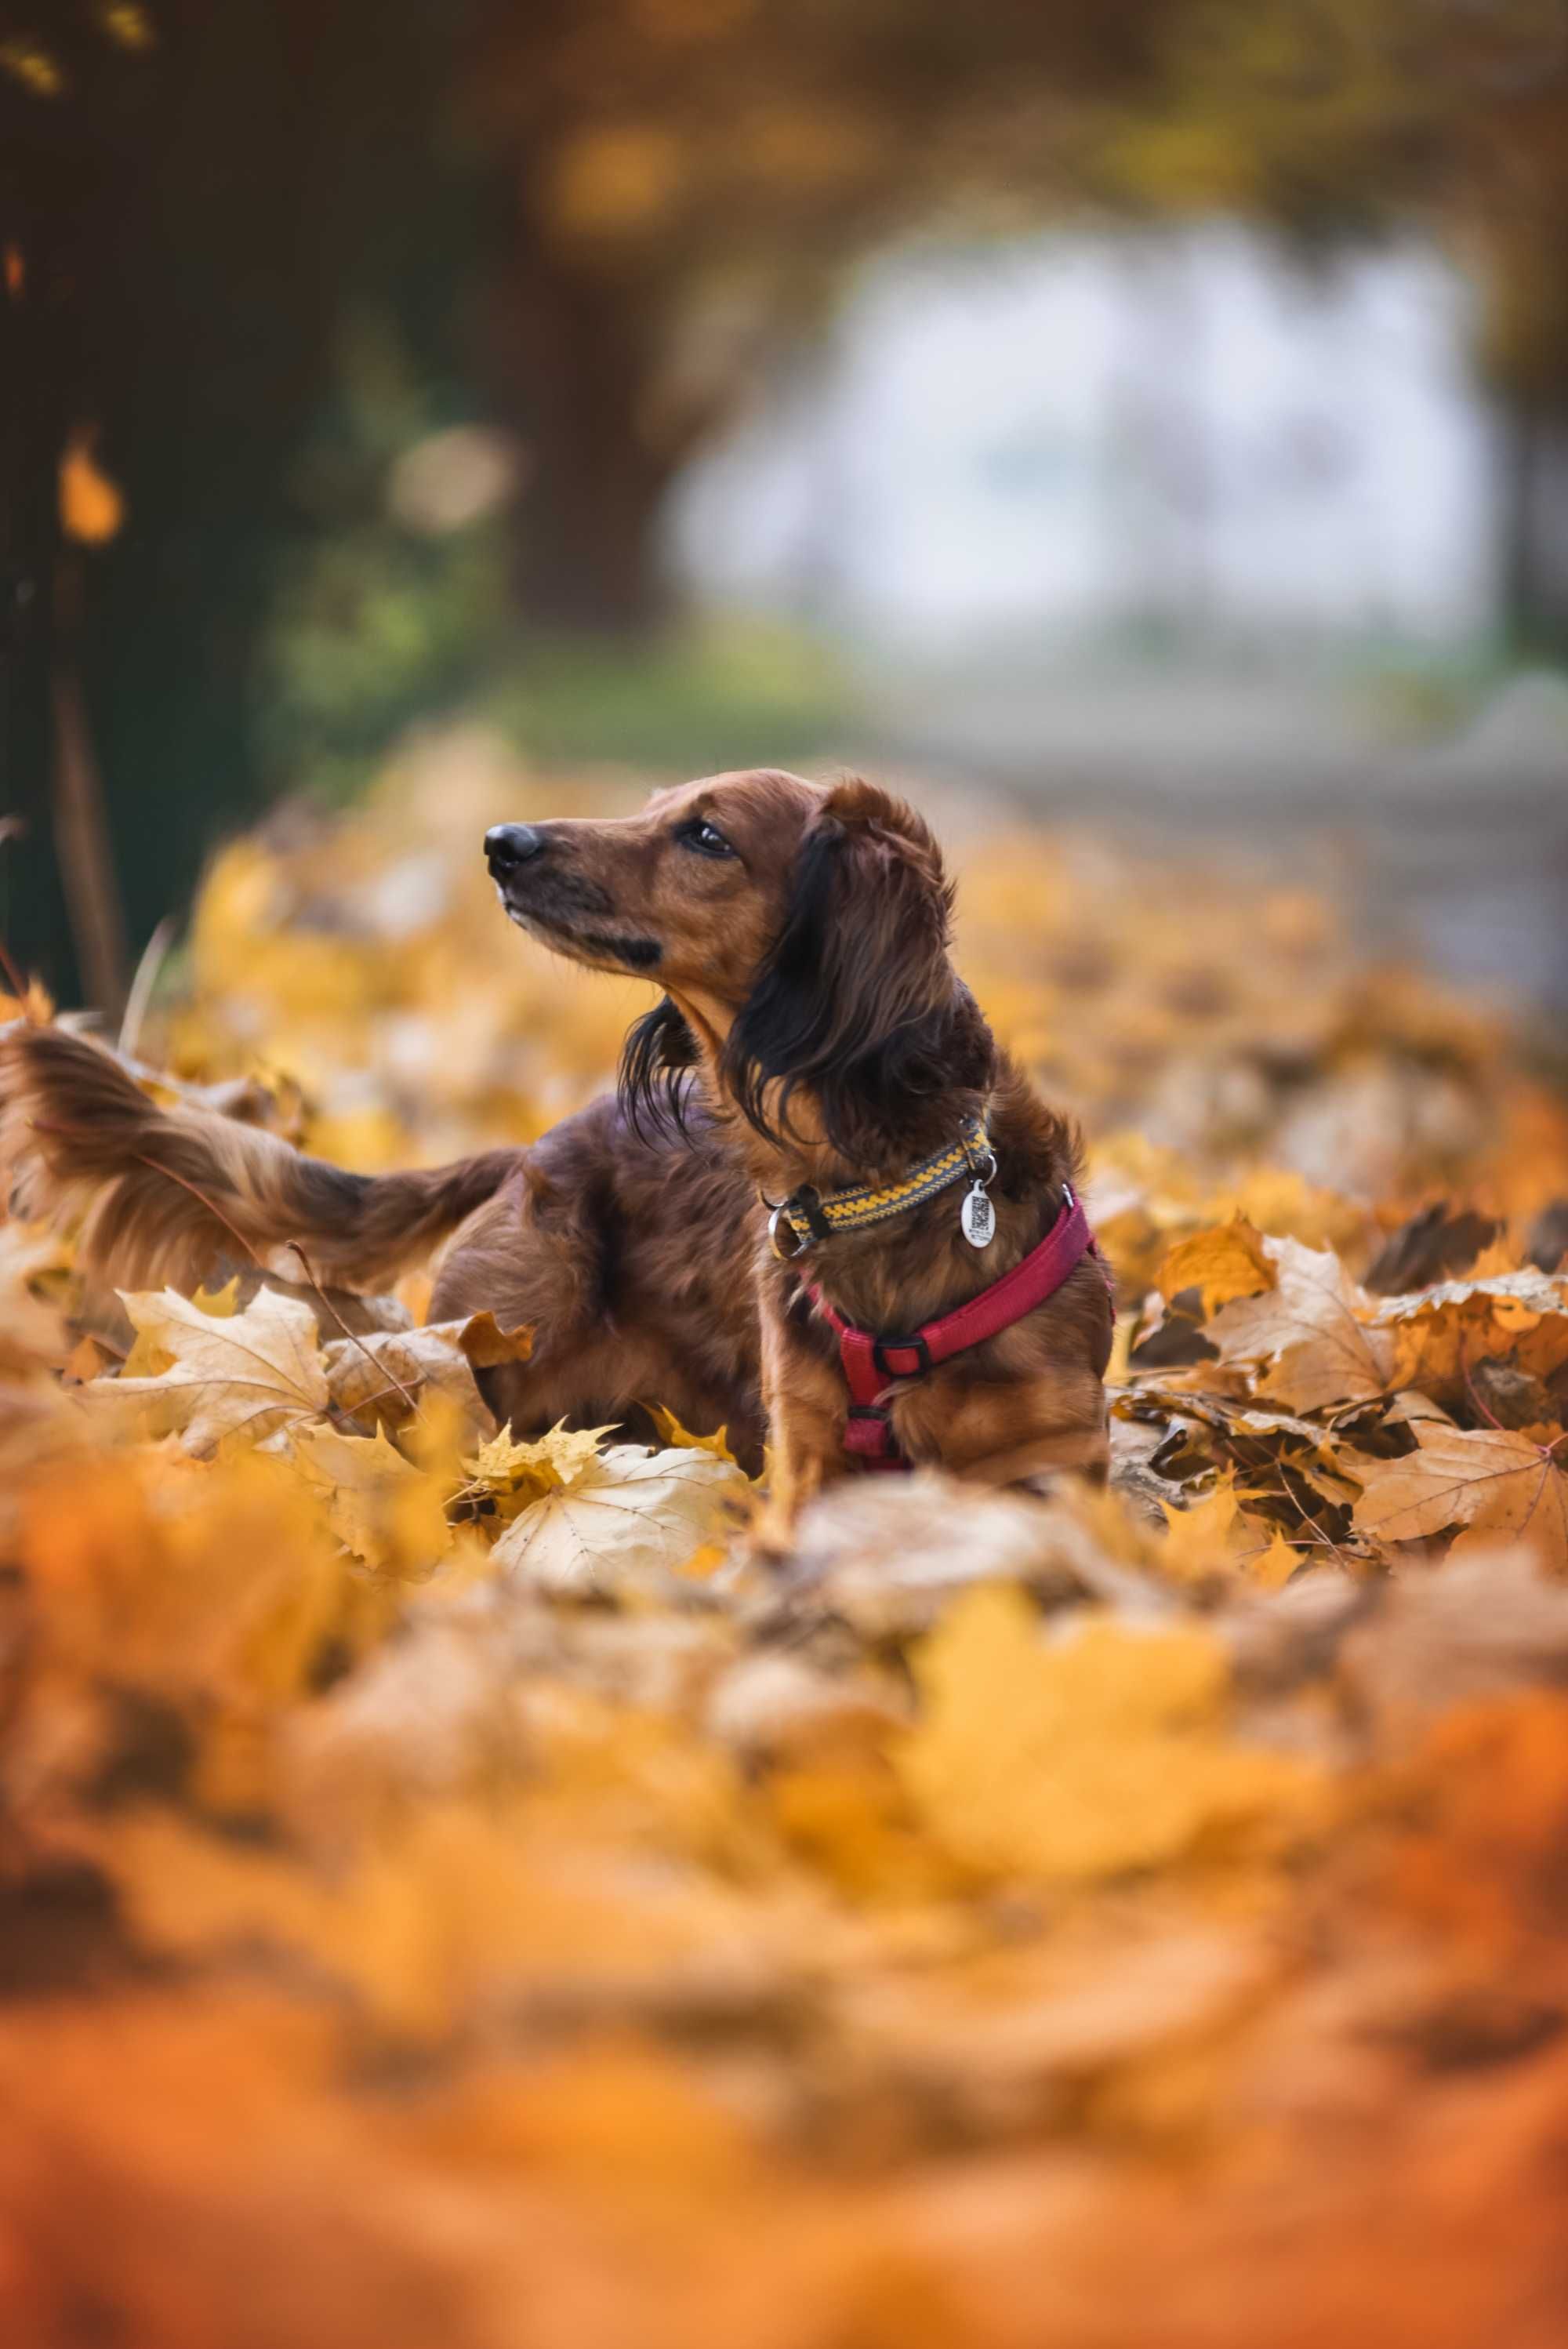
[1498,397,1568,655]
[501,250,678,635]
[0,144,67,997]
[2,0,466,996]
[1500,399,1544,653]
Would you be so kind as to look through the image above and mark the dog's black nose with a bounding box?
[485,823,545,876]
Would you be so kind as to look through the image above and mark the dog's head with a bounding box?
[485,769,993,1164]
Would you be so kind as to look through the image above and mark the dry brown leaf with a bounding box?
[322,1322,488,1430]
[1352,1421,1568,1573]
[1370,1269,1568,1403]
[1208,1236,1394,1412]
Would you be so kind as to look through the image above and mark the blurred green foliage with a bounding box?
[259,321,511,802]
[484,619,858,778]
[258,319,857,794]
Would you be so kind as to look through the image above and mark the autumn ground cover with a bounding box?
[3,732,1568,2348]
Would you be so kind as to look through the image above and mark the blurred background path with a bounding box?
[860,655,1568,1004]
[3,6,1566,1017]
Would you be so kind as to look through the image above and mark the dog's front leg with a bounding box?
[901,1373,1110,1491]
[751,1299,848,1554]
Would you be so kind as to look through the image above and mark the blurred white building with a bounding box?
[669,223,1501,650]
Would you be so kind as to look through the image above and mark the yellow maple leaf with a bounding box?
[122,1275,241,1378]
[1156,1219,1273,1317]
[461,1420,612,1517]
[1246,1527,1305,1590]
[1156,1472,1277,1585]
[191,1276,241,1317]
[900,1586,1315,1881]
[87,1286,329,1453]
[648,1405,739,1465]
[290,1423,452,1574]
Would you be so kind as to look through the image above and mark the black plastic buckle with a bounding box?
[873,1331,933,1380]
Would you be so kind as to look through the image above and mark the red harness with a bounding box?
[807,1185,1109,1471]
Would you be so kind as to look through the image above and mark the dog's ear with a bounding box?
[619,994,699,1137]
[723,778,987,1163]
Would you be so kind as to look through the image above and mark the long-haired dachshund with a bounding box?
[1,772,1112,1519]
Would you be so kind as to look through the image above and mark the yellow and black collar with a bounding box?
[766,1116,991,1260]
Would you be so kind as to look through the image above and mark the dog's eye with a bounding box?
[676,817,735,860]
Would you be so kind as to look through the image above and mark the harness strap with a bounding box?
[808,1185,1109,1471]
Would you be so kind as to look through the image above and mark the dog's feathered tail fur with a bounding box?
[0,1026,518,1291]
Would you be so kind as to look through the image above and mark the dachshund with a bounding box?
[0,772,1112,1520]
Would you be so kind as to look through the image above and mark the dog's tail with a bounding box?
[0,1025,519,1291]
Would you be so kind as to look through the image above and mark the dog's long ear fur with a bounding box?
[619,994,699,1137]
[722,779,993,1167]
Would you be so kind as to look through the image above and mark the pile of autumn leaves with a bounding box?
[3,735,1568,2349]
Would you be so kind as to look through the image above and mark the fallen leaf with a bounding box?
[1370,1269,1568,1404]
[291,1423,452,1574]
[1208,1236,1393,1412]
[456,1311,535,1370]
[490,1441,747,1595]
[1156,1219,1273,1317]
[1156,1472,1276,1585]
[782,1471,1160,1639]
[1363,1203,1499,1294]
[1246,1528,1306,1590]
[900,1586,1315,1881]
[322,1322,489,1430]
[191,1276,242,1317]
[463,1420,612,1516]
[1352,1421,1568,1574]
[87,1287,329,1453]
[122,1272,241,1378]
[648,1405,739,1465]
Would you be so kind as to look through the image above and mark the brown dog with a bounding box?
[1,772,1112,1516]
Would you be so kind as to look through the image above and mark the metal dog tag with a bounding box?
[960,1181,995,1249]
